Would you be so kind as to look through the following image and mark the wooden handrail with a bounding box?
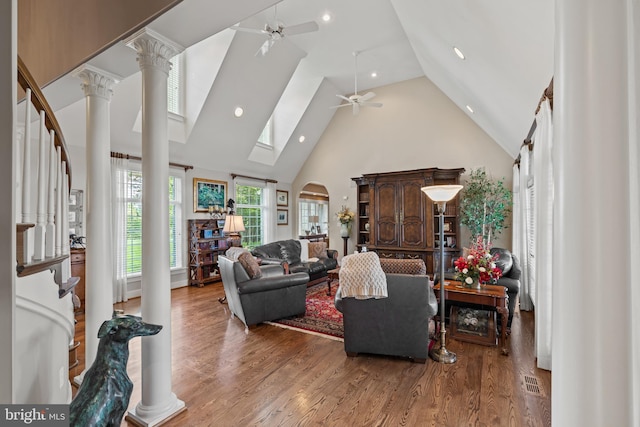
[17,55,72,188]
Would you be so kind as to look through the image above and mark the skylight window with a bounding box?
[258,116,273,146]
[167,53,184,116]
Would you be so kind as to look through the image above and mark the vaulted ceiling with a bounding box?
[45,0,554,183]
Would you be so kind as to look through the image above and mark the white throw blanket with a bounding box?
[339,252,388,299]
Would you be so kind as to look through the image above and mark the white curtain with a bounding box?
[511,163,522,276]
[264,181,277,243]
[517,146,534,311]
[533,99,553,370]
[111,157,128,303]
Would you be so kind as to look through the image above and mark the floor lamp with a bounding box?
[421,184,463,364]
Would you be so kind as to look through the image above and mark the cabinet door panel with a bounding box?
[375,182,399,246]
[400,179,426,247]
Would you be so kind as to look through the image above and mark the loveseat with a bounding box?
[334,254,437,363]
[218,249,309,328]
[251,239,338,287]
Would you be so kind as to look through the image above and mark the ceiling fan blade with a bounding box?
[359,92,376,102]
[336,94,352,102]
[361,102,383,108]
[282,21,319,37]
[353,103,360,116]
[329,104,352,110]
[230,25,268,36]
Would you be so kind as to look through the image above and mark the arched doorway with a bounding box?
[298,183,329,237]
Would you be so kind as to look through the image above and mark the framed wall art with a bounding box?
[194,178,227,213]
[276,190,288,206]
[277,209,288,225]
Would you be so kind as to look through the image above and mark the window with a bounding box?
[299,199,328,235]
[258,115,273,146]
[167,53,183,116]
[235,183,265,249]
[122,169,183,276]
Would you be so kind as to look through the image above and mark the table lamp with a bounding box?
[223,214,245,247]
[421,184,463,364]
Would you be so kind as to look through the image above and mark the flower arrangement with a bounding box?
[453,236,503,287]
[336,205,355,224]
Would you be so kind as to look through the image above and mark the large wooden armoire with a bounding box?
[352,167,465,275]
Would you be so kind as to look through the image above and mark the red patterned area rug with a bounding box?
[266,283,344,341]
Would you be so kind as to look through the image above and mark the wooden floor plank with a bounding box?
[69,283,551,426]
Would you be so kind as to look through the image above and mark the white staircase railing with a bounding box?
[16,56,74,293]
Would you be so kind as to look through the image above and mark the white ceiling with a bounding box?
[48,0,554,183]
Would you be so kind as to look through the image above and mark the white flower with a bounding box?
[462,268,468,274]
[467,255,474,260]
[479,267,486,273]
[465,277,473,285]
[491,262,496,269]
[485,253,492,258]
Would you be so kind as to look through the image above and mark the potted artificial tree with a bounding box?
[459,168,512,245]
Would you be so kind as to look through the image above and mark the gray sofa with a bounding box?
[334,272,438,363]
[218,254,309,328]
[251,239,338,286]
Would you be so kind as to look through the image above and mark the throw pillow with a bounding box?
[237,252,262,279]
[297,239,310,262]
[308,241,328,259]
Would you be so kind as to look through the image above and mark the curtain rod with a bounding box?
[231,173,277,184]
[110,151,193,171]
[515,78,554,166]
[535,77,554,114]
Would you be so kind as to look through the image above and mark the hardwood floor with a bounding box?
[70,284,551,427]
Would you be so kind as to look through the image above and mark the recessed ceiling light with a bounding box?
[466,105,474,113]
[322,12,332,22]
[299,135,306,143]
[453,46,465,60]
[234,107,244,117]
[371,71,377,78]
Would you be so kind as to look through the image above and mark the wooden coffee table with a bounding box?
[433,281,510,355]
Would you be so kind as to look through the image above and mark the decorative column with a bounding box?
[553,1,635,425]
[125,28,185,426]
[71,64,120,385]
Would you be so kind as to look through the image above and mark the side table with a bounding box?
[327,267,340,296]
[433,281,510,355]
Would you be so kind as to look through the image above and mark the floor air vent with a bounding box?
[523,374,544,397]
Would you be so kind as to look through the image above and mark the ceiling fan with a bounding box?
[230,5,319,56]
[331,51,383,116]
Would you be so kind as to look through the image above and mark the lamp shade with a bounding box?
[223,215,245,234]
[421,185,463,202]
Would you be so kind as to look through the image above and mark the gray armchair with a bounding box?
[334,273,438,363]
[218,255,309,328]
[490,247,521,328]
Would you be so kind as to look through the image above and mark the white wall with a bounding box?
[15,271,75,404]
[293,76,515,258]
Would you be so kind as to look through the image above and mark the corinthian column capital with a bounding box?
[125,28,183,75]
[71,64,120,100]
